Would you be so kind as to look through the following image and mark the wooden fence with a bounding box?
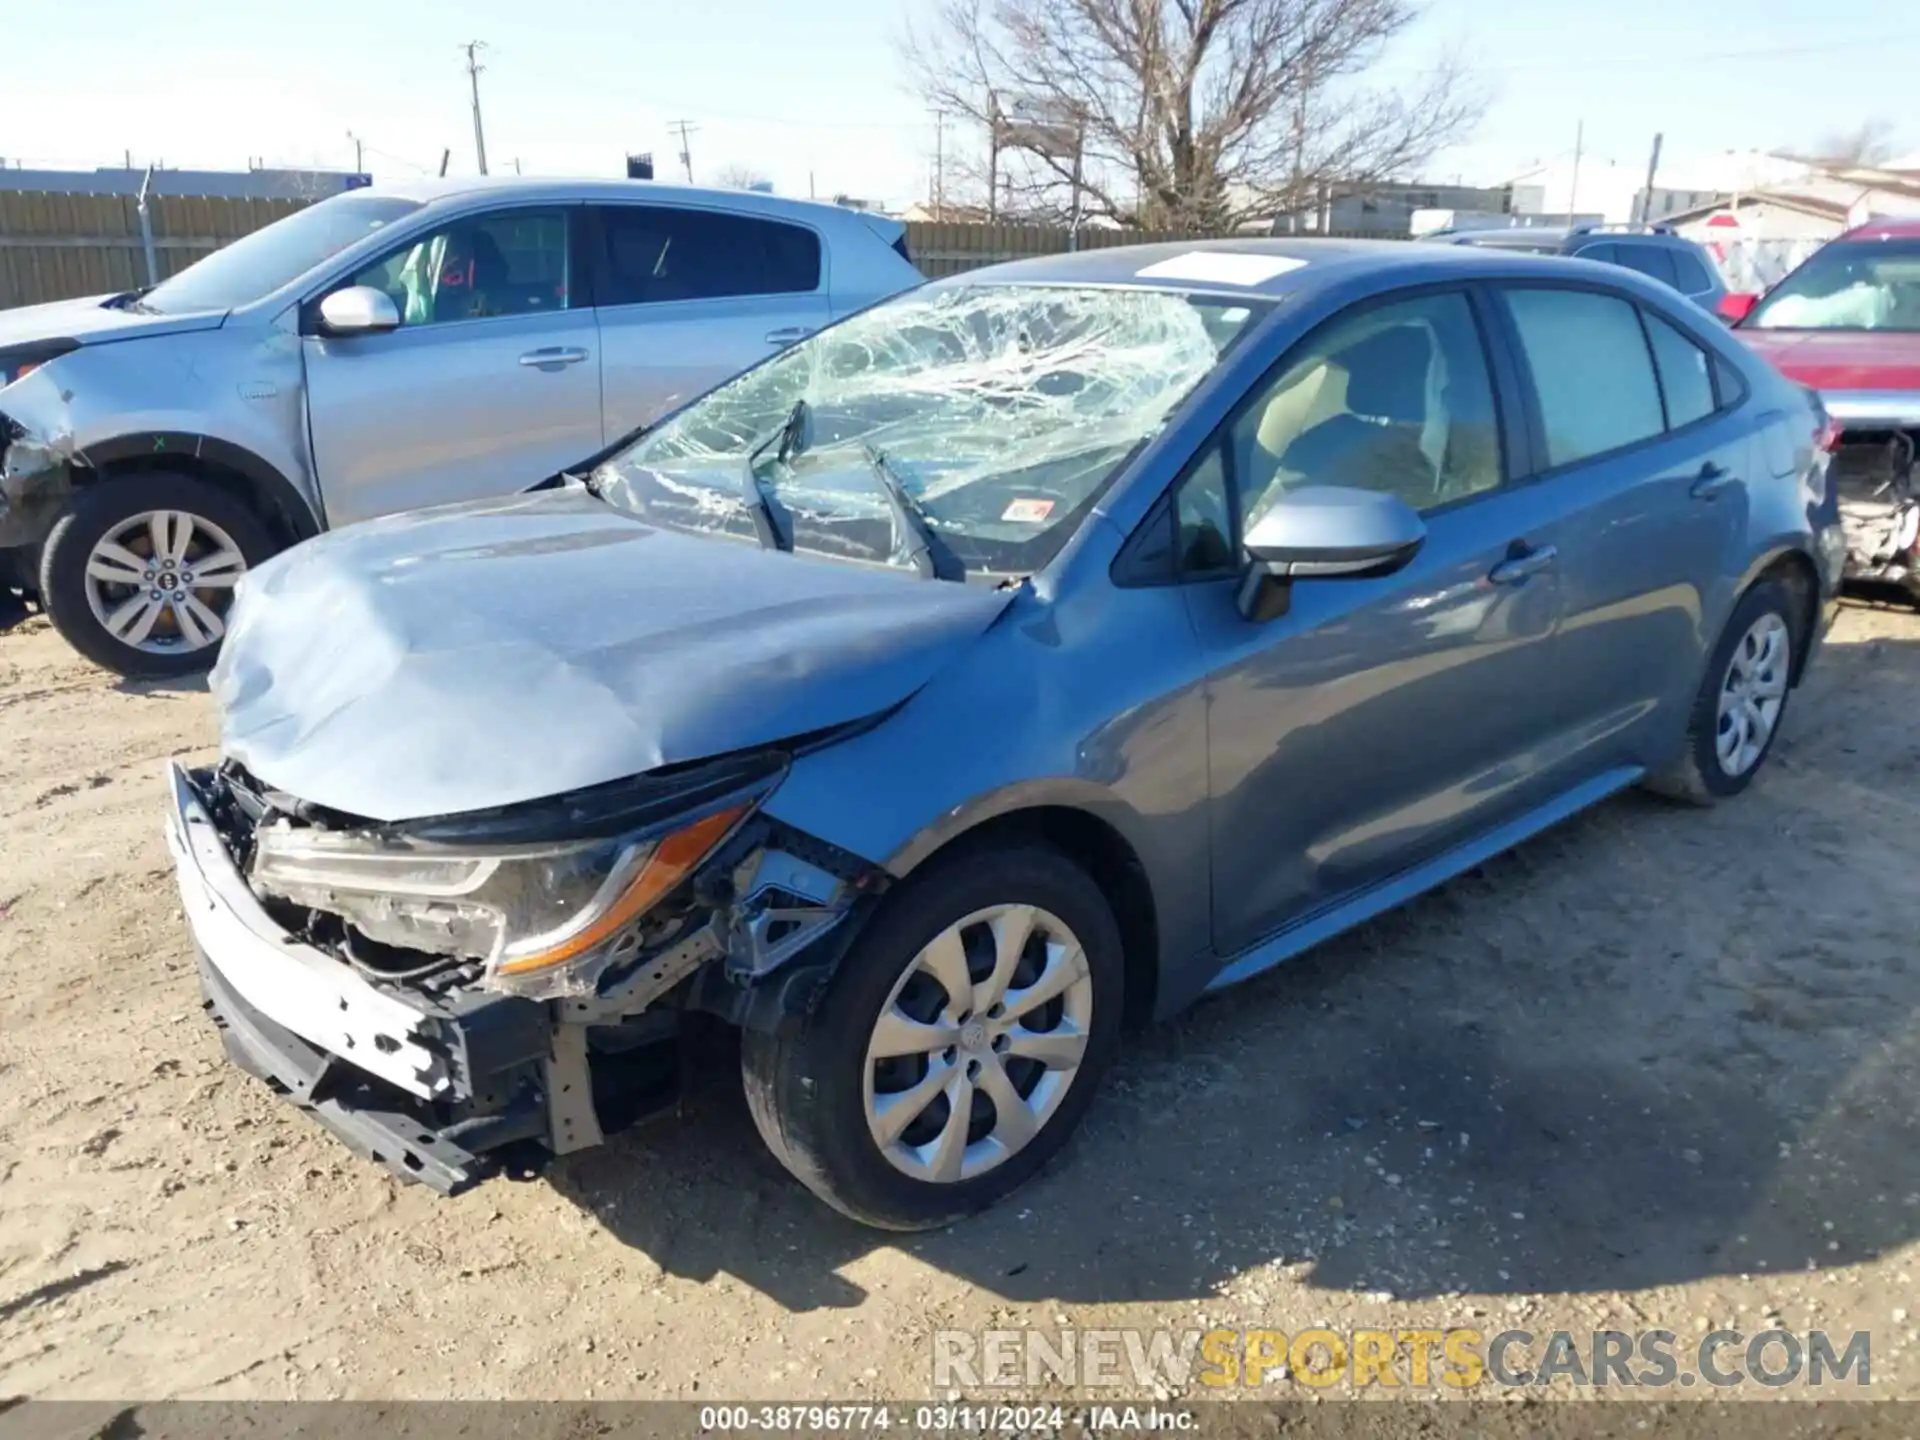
[0,190,309,309]
[0,191,1402,308]
[905,221,1222,277]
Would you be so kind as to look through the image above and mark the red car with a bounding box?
[1727,217,1920,595]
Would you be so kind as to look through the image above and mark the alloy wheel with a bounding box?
[863,903,1094,1184]
[82,509,248,656]
[1715,611,1790,777]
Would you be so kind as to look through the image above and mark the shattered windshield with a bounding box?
[1747,241,1920,332]
[142,194,421,315]
[595,283,1265,577]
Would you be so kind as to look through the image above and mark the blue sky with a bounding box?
[2,0,1911,205]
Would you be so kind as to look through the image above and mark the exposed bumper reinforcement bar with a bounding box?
[198,949,545,1194]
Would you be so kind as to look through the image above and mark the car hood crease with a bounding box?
[212,486,1014,822]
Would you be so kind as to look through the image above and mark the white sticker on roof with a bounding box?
[1134,251,1308,285]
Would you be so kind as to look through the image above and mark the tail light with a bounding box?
[1816,416,1844,453]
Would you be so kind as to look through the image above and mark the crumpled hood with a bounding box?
[1736,328,1920,391]
[213,486,1014,822]
[0,293,227,350]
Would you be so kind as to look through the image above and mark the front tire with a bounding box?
[1645,578,1798,804]
[742,844,1125,1230]
[38,474,278,678]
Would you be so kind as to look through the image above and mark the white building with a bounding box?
[1661,165,1920,290]
[1505,149,1810,226]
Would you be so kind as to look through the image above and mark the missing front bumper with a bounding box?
[1832,432,1920,590]
[169,760,571,1190]
[198,949,545,1193]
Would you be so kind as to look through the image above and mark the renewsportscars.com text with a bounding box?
[933,1326,1872,1391]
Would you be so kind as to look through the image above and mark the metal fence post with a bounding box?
[135,167,159,287]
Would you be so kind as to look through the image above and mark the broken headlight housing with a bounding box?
[249,802,750,999]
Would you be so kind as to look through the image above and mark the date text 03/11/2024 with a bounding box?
[694,1404,1193,1431]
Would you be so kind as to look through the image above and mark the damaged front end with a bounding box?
[0,350,83,558]
[168,748,885,1193]
[0,411,79,555]
[1830,427,1920,590]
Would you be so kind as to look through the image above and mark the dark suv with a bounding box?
[1436,224,1727,313]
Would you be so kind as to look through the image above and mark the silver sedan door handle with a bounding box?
[1488,544,1559,585]
[764,326,814,345]
[518,346,590,368]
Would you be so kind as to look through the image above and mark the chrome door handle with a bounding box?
[764,326,813,345]
[1688,461,1735,499]
[518,346,590,368]
[1489,544,1558,585]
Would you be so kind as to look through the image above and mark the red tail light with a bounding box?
[1817,416,1844,453]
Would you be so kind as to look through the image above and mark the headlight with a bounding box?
[250,803,749,999]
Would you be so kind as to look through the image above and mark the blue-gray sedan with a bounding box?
[165,239,1844,1229]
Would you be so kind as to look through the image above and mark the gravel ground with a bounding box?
[3,602,1919,1404]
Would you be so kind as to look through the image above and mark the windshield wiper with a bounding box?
[858,441,957,581]
[104,286,159,315]
[739,401,809,552]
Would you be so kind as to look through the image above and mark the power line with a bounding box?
[462,40,490,176]
[670,119,699,183]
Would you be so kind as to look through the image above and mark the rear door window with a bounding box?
[1573,242,1620,266]
[595,205,822,306]
[1642,311,1717,428]
[1504,287,1666,468]
[1670,249,1716,295]
[1612,243,1680,288]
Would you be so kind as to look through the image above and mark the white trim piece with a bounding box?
[1134,251,1310,286]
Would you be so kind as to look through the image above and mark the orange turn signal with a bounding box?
[493,803,748,976]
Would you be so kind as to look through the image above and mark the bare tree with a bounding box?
[904,0,1486,230]
[712,163,775,191]
[1808,119,1901,169]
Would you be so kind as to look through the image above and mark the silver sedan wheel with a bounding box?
[863,903,1094,1185]
[83,510,247,656]
[1715,612,1790,777]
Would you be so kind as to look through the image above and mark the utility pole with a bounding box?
[670,120,698,183]
[1638,132,1664,225]
[932,110,946,220]
[1568,119,1583,219]
[347,130,364,174]
[462,41,490,175]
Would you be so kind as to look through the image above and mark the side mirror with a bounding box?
[1716,291,1759,324]
[1236,486,1426,622]
[316,285,401,336]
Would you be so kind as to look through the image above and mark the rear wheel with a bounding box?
[1645,578,1797,804]
[742,845,1124,1230]
[38,474,278,678]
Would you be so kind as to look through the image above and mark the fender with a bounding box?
[883,773,1157,882]
[77,431,323,543]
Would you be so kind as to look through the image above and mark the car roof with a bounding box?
[928,236,1636,301]
[354,175,894,231]
[1841,216,1920,242]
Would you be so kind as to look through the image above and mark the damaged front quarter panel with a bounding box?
[0,376,81,550]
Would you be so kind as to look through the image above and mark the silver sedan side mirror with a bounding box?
[1237,485,1426,622]
[316,285,401,336]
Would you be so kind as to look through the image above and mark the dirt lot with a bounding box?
[3,601,1920,1404]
